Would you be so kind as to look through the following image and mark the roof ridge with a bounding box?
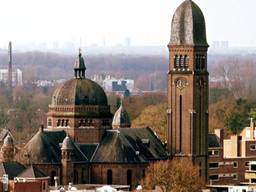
[72,141,89,161]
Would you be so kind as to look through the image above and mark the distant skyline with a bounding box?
[0,0,255,50]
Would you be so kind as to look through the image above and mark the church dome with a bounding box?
[112,101,131,128]
[169,0,208,46]
[51,50,108,106]
[51,78,107,106]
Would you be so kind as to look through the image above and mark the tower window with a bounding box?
[174,55,179,68]
[184,55,189,69]
[201,56,205,70]
[180,55,184,68]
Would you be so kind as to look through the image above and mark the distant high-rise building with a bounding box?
[0,69,23,87]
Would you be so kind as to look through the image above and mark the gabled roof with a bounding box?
[16,130,88,164]
[0,162,26,179]
[17,165,47,178]
[91,128,168,163]
[208,134,221,148]
[79,144,98,161]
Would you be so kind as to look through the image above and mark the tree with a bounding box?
[209,97,252,134]
[142,159,204,192]
[132,103,167,142]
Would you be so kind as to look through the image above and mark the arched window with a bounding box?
[74,170,79,184]
[50,171,57,186]
[180,55,184,68]
[179,95,183,153]
[107,169,113,185]
[57,120,61,127]
[42,181,46,190]
[48,119,52,127]
[81,168,86,184]
[127,170,132,189]
[61,119,65,127]
[178,55,182,68]
[65,120,69,127]
[142,169,145,177]
[201,55,205,70]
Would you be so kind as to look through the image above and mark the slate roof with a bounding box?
[79,144,98,161]
[0,162,26,179]
[16,127,168,165]
[91,128,168,163]
[169,0,208,46]
[51,78,108,106]
[17,165,47,178]
[208,134,221,148]
[15,130,88,164]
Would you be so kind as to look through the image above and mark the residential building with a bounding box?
[0,69,23,87]
[208,120,256,185]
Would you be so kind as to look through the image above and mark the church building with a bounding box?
[14,50,168,188]
[0,0,211,188]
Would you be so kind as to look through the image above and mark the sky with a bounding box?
[0,0,255,49]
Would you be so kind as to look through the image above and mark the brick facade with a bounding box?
[209,126,256,185]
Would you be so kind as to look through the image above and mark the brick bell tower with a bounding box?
[167,0,209,180]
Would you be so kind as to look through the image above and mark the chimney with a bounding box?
[215,128,224,146]
[8,42,12,89]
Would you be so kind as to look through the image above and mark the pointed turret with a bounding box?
[112,101,131,128]
[61,134,74,185]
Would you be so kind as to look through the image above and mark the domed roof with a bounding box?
[3,134,13,146]
[169,0,208,46]
[61,135,73,150]
[51,50,108,106]
[51,78,108,106]
[112,101,131,128]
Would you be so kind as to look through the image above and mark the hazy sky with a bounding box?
[0,0,255,48]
